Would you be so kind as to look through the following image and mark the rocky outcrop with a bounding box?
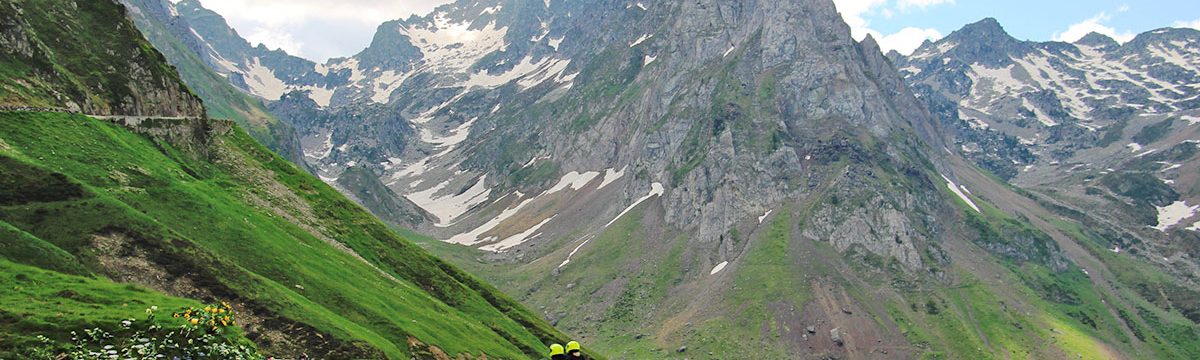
[0,0,204,117]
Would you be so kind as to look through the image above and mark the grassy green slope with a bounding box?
[0,257,207,353]
[0,112,568,359]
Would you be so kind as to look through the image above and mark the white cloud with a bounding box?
[1176,18,1200,30]
[832,0,890,40]
[832,0,947,55]
[896,0,955,11]
[244,26,304,55]
[1052,12,1136,44]
[871,27,944,55]
[198,0,446,27]
[195,0,453,61]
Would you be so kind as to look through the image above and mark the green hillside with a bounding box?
[0,112,568,358]
[0,0,575,357]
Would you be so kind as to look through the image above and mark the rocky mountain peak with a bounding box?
[1075,31,1119,49]
[903,18,1028,71]
[949,18,1014,43]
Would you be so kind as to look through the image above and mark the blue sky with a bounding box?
[195,0,1200,62]
[837,0,1200,54]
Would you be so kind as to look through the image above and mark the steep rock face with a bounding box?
[267,91,415,179]
[0,0,203,116]
[335,165,435,228]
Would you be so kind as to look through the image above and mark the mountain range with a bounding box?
[3,0,1199,359]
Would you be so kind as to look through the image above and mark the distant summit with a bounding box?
[1074,31,1119,49]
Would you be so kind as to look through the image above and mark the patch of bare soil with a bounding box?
[790,280,915,360]
[407,336,492,360]
[89,231,383,359]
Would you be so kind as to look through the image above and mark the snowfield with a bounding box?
[405,175,492,226]
[1152,201,1198,232]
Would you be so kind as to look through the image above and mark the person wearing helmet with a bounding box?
[565,341,586,359]
[549,343,567,360]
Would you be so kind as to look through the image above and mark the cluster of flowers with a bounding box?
[174,302,237,333]
[27,303,263,360]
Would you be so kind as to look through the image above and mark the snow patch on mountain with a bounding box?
[1152,201,1199,232]
[758,209,773,224]
[523,155,551,168]
[604,183,664,228]
[400,17,508,75]
[1022,98,1058,127]
[480,216,556,252]
[710,261,729,275]
[548,171,601,194]
[598,167,626,190]
[942,175,980,213]
[371,70,413,104]
[466,56,570,90]
[406,175,492,225]
[630,34,652,47]
[303,86,335,107]
[446,192,539,244]
[561,182,664,268]
[243,58,288,100]
[420,117,476,151]
[968,64,1026,94]
[304,131,334,161]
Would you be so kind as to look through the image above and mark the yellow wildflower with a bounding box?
[190,318,199,325]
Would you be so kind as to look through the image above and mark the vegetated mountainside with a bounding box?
[119,0,307,166]
[894,18,1200,329]
[0,1,576,359]
[174,0,1200,358]
[0,0,202,116]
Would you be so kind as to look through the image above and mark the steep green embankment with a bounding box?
[0,112,568,358]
